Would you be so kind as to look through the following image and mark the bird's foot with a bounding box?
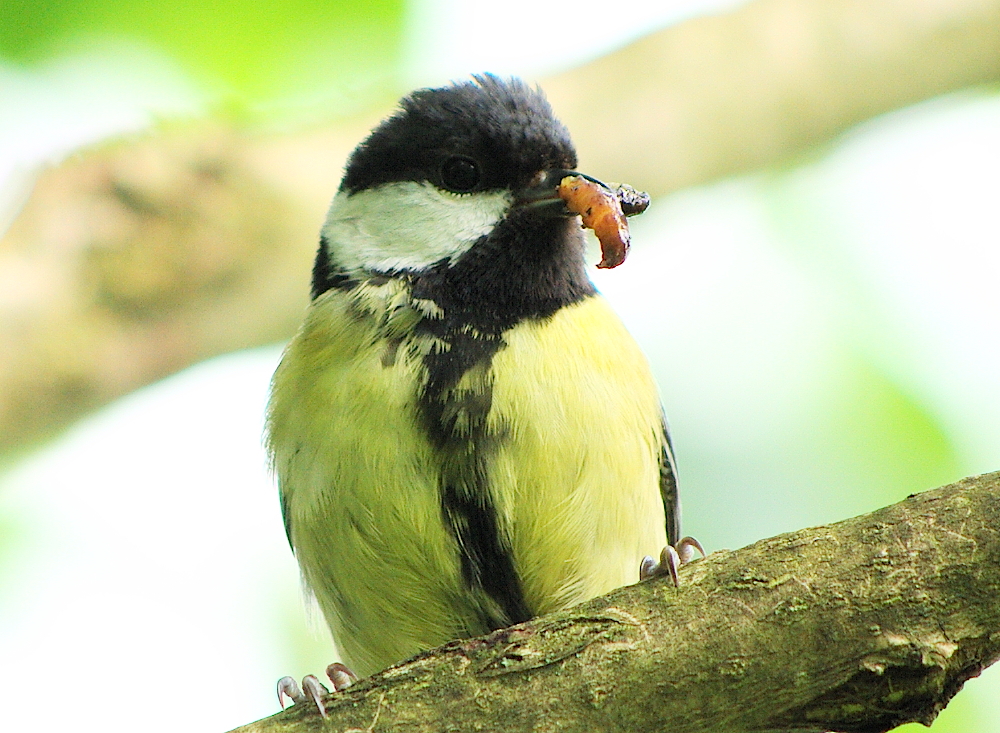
[639,536,706,586]
[277,663,358,718]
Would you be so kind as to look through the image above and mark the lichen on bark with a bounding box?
[230,472,1000,733]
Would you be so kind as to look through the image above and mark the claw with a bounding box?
[276,673,331,717]
[661,545,681,586]
[639,554,657,580]
[277,676,302,710]
[276,662,359,718]
[639,536,707,586]
[302,675,330,718]
[326,662,359,691]
[676,536,706,565]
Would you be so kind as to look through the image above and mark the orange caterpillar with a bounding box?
[557,175,647,269]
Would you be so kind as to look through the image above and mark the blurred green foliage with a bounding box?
[818,351,962,511]
[0,0,405,110]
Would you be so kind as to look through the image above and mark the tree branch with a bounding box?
[229,472,1000,733]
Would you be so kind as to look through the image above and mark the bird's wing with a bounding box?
[280,487,294,550]
[659,412,681,546]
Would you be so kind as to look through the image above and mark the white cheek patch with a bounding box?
[320,181,512,273]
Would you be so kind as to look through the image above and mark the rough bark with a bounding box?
[3,0,1000,452]
[228,472,1000,733]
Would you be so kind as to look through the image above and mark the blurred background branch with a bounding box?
[2,0,998,454]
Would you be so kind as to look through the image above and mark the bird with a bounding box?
[266,74,700,712]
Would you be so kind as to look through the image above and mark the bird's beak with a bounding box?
[513,169,591,217]
[514,169,649,219]
[515,169,651,269]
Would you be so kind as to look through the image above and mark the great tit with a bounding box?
[267,74,696,707]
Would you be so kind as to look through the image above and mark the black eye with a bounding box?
[440,156,481,193]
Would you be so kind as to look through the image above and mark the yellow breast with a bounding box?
[267,287,666,675]
[487,295,667,615]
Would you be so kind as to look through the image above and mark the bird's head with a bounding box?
[312,75,648,328]
[317,75,609,288]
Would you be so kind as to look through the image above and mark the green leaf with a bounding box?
[0,0,405,108]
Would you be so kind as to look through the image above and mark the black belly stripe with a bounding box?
[317,215,597,632]
[417,324,533,631]
[407,221,597,632]
[440,455,534,631]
